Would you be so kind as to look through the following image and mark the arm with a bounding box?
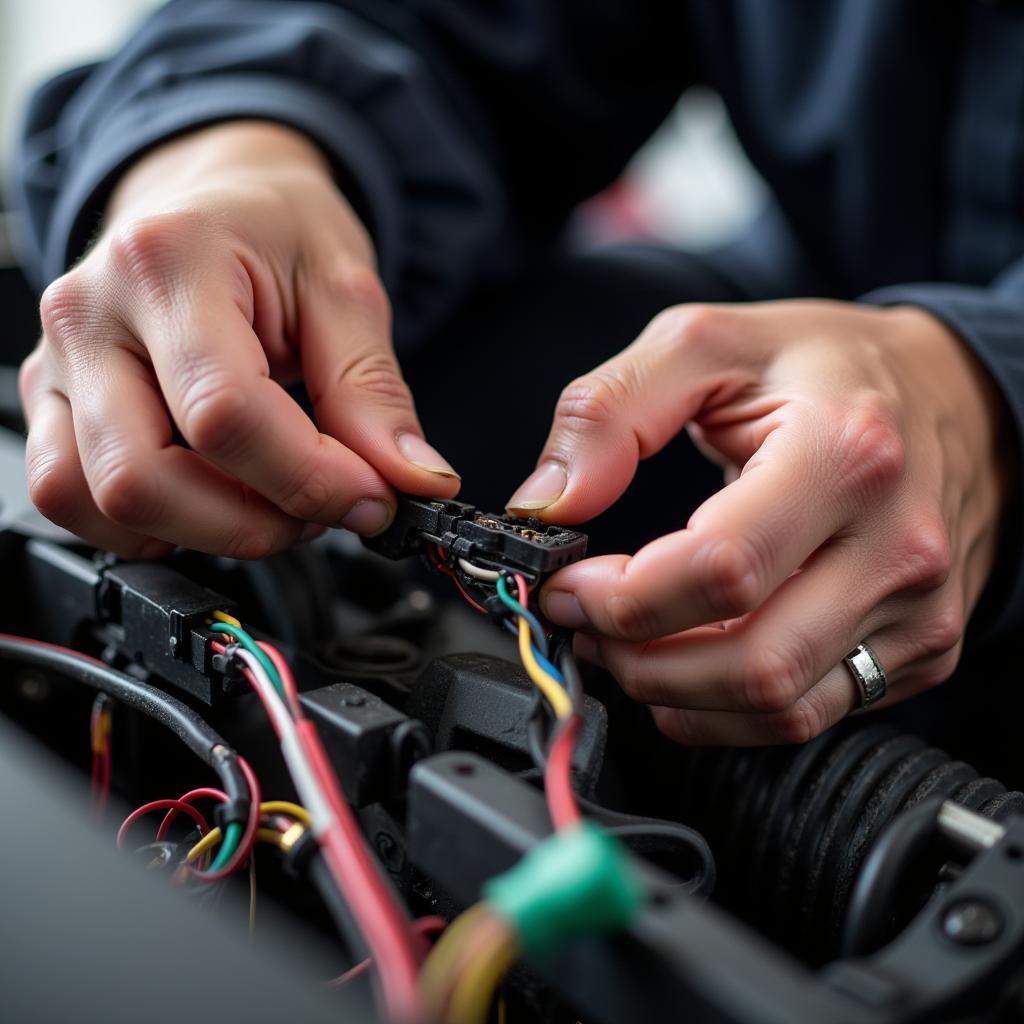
[13,0,694,347]
[11,0,692,558]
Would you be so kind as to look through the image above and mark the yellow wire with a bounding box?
[185,820,293,864]
[446,928,519,1024]
[187,828,222,863]
[259,801,312,827]
[518,616,572,720]
[211,609,243,629]
[419,903,492,1015]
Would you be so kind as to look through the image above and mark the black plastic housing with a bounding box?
[363,496,587,578]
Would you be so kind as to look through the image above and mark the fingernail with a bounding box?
[338,499,393,536]
[396,433,460,478]
[542,589,591,630]
[506,462,567,512]
[573,633,600,663]
[299,523,327,544]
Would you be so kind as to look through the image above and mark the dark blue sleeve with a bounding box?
[863,273,1024,641]
[11,0,692,348]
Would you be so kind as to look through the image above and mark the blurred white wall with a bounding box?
[0,0,158,163]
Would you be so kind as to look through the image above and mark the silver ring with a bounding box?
[844,642,887,708]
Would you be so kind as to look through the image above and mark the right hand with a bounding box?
[19,121,459,559]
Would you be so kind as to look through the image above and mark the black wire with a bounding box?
[305,847,371,964]
[0,635,247,801]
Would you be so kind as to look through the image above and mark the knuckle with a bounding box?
[769,701,821,745]
[696,536,766,619]
[917,601,965,659]
[222,520,279,561]
[341,351,412,408]
[650,303,730,357]
[91,457,157,528]
[39,275,90,355]
[554,373,628,433]
[108,213,195,301]
[322,262,390,324]
[895,516,953,592]
[276,461,335,520]
[605,592,661,641]
[26,443,80,526]
[739,639,809,714]
[835,396,906,494]
[180,379,257,459]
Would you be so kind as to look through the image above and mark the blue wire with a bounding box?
[495,575,566,685]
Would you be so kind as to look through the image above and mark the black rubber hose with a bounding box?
[0,634,247,800]
[677,721,1024,961]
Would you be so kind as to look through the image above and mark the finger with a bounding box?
[541,394,905,640]
[646,607,961,747]
[507,304,752,522]
[22,377,173,558]
[650,662,856,746]
[111,244,398,535]
[298,262,461,496]
[63,341,312,557]
[574,535,901,710]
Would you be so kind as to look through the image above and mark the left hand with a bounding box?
[506,300,1011,745]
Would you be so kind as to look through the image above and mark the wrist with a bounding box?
[107,120,333,223]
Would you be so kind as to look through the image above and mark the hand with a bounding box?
[19,121,459,559]
[508,301,1011,744]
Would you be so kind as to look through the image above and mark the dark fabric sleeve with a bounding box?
[10,0,693,348]
[862,273,1024,641]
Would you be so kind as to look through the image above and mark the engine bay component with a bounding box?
[1,433,1023,1024]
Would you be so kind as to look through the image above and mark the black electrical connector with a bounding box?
[363,496,587,581]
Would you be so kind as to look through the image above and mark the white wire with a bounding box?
[230,647,335,834]
[457,557,501,582]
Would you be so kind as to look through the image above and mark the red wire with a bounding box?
[429,545,488,615]
[257,639,302,717]
[117,799,209,849]
[259,643,421,1022]
[0,633,108,669]
[156,787,229,840]
[187,755,262,882]
[545,715,583,830]
[328,916,448,987]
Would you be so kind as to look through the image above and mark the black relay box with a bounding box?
[363,497,587,580]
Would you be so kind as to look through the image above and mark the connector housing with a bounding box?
[363,496,587,579]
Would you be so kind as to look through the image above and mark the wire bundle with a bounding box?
[208,618,422,1023]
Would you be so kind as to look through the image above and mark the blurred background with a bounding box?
[0,0,766,367]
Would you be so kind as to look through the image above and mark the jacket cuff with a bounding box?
[862,282,1024,642]
[40,73,402,297]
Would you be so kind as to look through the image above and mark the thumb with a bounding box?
[506,305,746,523]
[301,263,461,497]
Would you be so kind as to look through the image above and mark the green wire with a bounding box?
[209,821,243,872]
[209,622,284,697]
[494,576,565,683]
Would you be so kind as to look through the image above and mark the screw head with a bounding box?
[942,899,1003,945]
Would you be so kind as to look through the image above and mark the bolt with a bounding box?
[942,899,1003,945]
[168,636,178,650]
[342,694,366,708]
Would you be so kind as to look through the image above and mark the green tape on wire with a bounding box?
[484,822,643,957]
[209,622,284,697]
